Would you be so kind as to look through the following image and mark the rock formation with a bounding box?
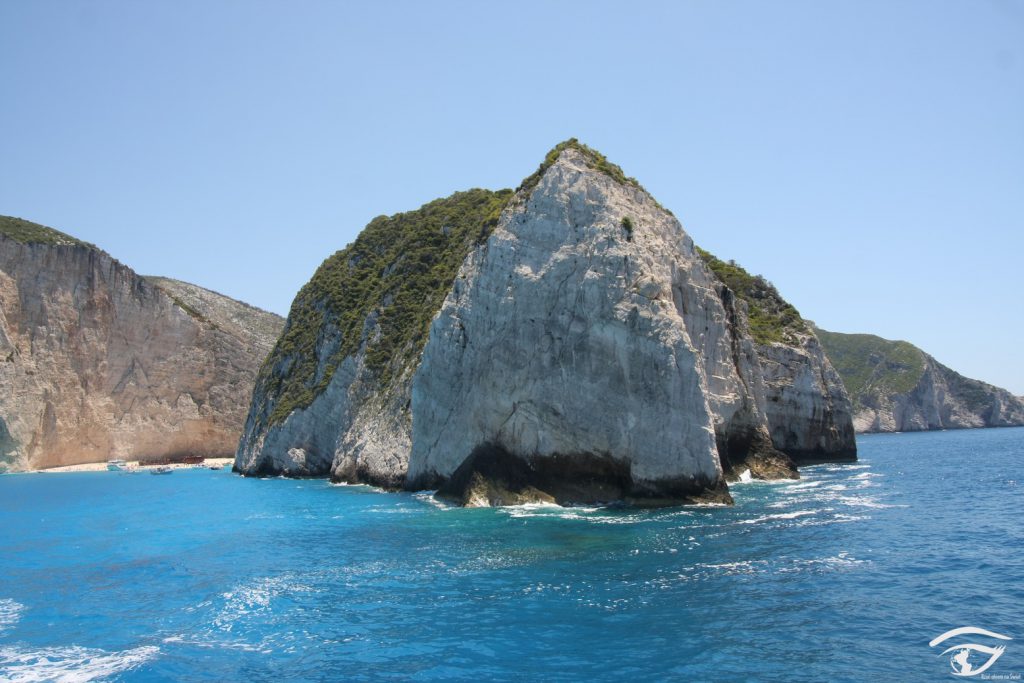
[236,140,857,505]
[816,328,1024,433]
[696,252,857,464]
[0,216,283,471]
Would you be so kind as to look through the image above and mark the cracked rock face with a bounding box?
[0,231,283,471]
[758,334,857,463]
[409,150,726,500]
[237,143,858,504]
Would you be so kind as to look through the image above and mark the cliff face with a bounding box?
[816,328,1024,433]
[234,189,511,482]
[237,141,857,505]
[696,253,857,463]
[0,217,283,471]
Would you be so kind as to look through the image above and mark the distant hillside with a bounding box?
[0,215,93,247]
[0,215,284,471]
[815,328,1024,433]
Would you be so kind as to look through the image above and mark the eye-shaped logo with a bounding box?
[930,626,1012,677]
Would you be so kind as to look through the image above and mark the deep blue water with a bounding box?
[1,428,1022,682]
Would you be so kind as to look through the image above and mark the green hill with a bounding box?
[0,216,93,248]
[813,329,927,408]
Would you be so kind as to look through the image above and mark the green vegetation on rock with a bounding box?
[620,216,634,241]
[0,216,93,248]
[516,139,673,216]
[261,188,513,426]
[814,329,926,406]
[167,294,209,325]
[695,247,807,345]
[259,140,688,428]
[936,364,998,414]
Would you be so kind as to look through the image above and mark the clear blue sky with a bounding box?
[1,1,1022,393]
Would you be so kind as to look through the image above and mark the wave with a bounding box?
[412,492,452,509]
[832,495,906,509]
[737,509,825,525]
[327,481,387,494]
[0,644,158,683]
[213,575,315,632]
[776,552,870,572]
[782,481,824,492]
[732,470,798,486]
[0,599,24,634]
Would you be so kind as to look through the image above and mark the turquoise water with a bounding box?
[1,428,1022,682]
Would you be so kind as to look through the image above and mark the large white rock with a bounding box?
[408,149,724,499]
[236,143,860,504]
[759,333,857,462]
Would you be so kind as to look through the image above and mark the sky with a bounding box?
[1,1,1022,393]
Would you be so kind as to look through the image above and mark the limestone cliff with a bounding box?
[816,328,1024,433]
[237,141,857,505]
[0,216,283,471]
[696,253,857,464]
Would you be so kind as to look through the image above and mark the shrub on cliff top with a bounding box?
[0,216,93,248]
[259,188,513,426]
[515,139,673,215]
[695,246,808,346]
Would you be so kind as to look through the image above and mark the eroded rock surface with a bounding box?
[237,141,860,505]
[0,217,282,471]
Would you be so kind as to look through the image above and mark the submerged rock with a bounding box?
[236,140,857,505]
[0,216,283,471]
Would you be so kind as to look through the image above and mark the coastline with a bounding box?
[35,457,235,473]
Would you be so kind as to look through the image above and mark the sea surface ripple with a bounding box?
[1,428,1022,681]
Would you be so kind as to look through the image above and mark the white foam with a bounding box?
[0,599,24,634]
[498,503,651,524]
[779,552,869,572]
[214,575,314,631]
[737,509,823,525]
[733,472,799,487]
[698,560,766,572]
[412,492,452,509]
[0,644,158,682]
[160,635,263,652]
[327,481,386,494]
[501,501,565,512]
[833,495,906,509]
[783,481,824,492]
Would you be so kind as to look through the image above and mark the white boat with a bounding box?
[150,466,173,475]
[106,459,127,471]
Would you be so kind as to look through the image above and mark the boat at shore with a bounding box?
[106,459,127,471]
[150,466,173,475]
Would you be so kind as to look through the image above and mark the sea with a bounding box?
[1,427,1022,682]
